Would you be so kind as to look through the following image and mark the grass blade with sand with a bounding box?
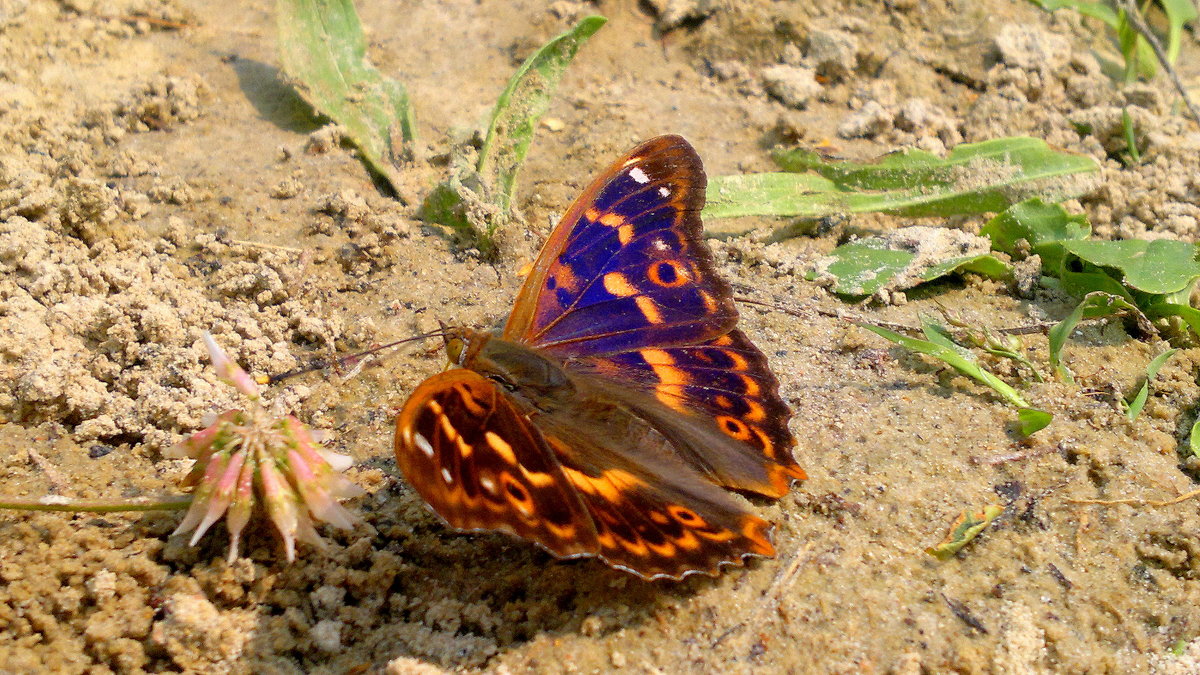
[421,16,607,255]
[477,15,607,216]
[1048,291,1149,383]
[704,137,1098,220]
[859,320,1052,436]
[276,0,417,194]
[1122,348,1177,421]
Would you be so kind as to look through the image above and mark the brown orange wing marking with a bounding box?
[541,434,775,581]
[394,370,599,558]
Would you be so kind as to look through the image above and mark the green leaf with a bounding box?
[809,238,913,296]
[982,199,1091,253]
[859,323,1052,436]
[420,16,606,255]
[276,0,416,194]
[1059,239,1200,295]
[1058,266,1138,302]
[1123,349,1178,421]
[926,505,1005,560]
[1147,301,1200,334]
[1161,0,1199,64]
[477,16,607,215]
[705,137,1098,219]
[920,255,1012,283]
[1018,408,1054,435]
[1027,0,1119,27]
[1190,417,1200,458]
[1121,108,1141,164]
[1048,291,1145,383]
[807,229,1009,297]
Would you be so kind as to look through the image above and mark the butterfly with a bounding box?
[394,135,806,580]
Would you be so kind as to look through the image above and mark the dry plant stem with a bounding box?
[710,541,815,648]
[1124,0,1200,124]
[1067,488,1200,507]
[735,296,1058,337]
[0,495,193,512]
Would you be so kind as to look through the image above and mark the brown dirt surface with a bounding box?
[2,0,1199,673]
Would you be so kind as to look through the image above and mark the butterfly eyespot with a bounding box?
[647,261,689,288]
[717,415,753,441]
[667,504,700,526]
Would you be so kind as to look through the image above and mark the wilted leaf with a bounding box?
[926,505,1005,560]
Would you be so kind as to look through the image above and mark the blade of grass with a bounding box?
[1122,348,1177,420]
[859,322,1051,435]
[1048,291,1146,383]
[477,16,607,216]
[705,137,1098,219]
[276,0,417,194]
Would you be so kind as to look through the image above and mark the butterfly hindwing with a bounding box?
[575,329,806,498]
[537,425,775,580]
[503,135,737,356]
[394,370,599,558]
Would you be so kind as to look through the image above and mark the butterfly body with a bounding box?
[396,136,806,580]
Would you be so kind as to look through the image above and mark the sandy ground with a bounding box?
[1,0,1199,672]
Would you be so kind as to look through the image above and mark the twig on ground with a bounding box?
[1123,0,1200,125]
[1067,488,1200,507]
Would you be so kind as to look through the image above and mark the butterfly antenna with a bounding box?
[266,330,449,385]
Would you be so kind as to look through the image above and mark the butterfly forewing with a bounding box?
[395,370,599,558]
[503,135,737,356]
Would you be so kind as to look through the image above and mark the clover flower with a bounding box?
[170,333,364,562]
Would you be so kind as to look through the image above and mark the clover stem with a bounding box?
[0,495,193,513]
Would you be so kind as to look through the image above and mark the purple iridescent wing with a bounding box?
[502,135,737,356]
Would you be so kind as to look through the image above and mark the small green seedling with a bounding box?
[1047,291,1149,383]
[1120,348,1177,420]
[940,310,1044,382]
[926,504,1005,560]
[860,318,1053,436]
[420,16,607,255]
[276,0,605,255]
[986,198,1200,341]
[1027,1,1197,82]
